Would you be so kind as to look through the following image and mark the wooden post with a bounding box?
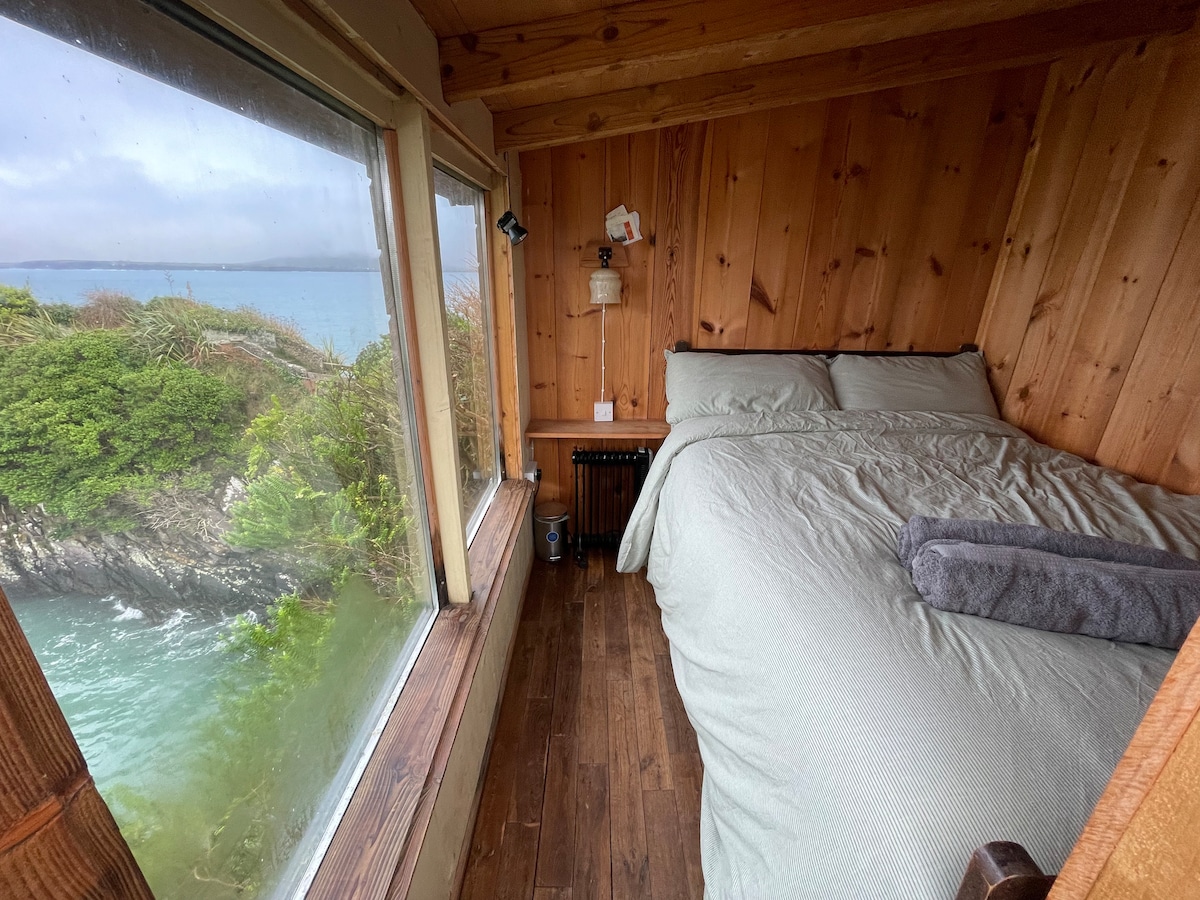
[486,172,528,481]
[0,586,153,898]
[387,96,473,605]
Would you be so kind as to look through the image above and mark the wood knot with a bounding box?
[749,277,776,313]
[929,256,944,277]
[1030,291,1057,320]
[458,33,479,52]
[601,24,619,41]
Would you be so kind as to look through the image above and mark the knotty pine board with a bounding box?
[521,66,1043,505]
[978,30,1200,495]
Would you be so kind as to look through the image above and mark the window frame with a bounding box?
[0,0,533,895]
[0,1,450,895]
[433,162,505,544]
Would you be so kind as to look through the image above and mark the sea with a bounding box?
[1,265,479,358]
[3,265,476,893]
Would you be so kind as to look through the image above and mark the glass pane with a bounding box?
[433,168,501,533]
[0,3,436,897]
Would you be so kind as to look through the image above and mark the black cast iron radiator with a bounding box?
[571,448,652,566]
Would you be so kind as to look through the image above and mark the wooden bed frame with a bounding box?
[671,341,1200,900]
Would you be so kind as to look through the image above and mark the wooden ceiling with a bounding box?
[406,0,1200,151]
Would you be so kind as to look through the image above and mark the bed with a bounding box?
[616,350,1200,900]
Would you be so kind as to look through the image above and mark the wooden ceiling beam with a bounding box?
[493,0,1198,151]
[441,0,1088,105]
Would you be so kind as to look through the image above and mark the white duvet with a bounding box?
[617,410,1200,900]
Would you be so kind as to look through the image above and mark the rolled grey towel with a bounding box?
[911,540,1200,650]
[898,515,1200,573]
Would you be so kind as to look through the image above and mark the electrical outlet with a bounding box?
[593,401,614,422]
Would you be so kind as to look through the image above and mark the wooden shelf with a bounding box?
[526,418,670,440]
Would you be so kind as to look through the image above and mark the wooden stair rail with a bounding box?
[0,585,151,898]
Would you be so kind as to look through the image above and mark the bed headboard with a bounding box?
[672,341,980,357]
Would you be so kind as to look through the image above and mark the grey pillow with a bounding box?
[829,352,999,417]
[663,350,837,425]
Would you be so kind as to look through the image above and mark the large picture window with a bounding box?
[0,1,436,896]
[433,167,502,539]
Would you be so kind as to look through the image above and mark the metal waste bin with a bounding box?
[534,501,569,563]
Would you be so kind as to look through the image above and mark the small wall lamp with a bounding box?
[589,246,622,306]
[496,210,528,245]
[587,244,624,421]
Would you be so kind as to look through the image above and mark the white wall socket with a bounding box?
[593,401,614,422]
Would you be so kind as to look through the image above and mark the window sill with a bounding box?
[306,479,535,899]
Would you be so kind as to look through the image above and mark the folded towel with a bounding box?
[898,516,1200,573]
[911,540,1200,649]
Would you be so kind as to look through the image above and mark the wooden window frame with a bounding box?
[386,99,474,606]
[0,3,535,897]
[431,124,529,483]
[431,162,505,544]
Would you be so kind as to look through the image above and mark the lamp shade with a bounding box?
[589,267,622,305]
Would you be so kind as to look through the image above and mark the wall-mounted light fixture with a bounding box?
[583,243,627,421]
[589,246,622,306]
[495,210,528,245]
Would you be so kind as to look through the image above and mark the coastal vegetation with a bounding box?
[0,281,479,895]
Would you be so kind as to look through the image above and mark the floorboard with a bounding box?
[460,550,703,900]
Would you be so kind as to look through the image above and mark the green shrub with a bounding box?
[228,339,420,595]
[0,283,37,316]
[0,330,242,526]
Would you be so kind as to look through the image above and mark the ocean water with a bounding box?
[10,594,237,792]
[2,266,478,358]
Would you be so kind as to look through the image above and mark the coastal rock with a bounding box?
[0,488,302,619]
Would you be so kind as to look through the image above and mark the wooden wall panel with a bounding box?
[521,147,560,496]
[646,122,708,418]
[745,102,825,349]
[694,110,773,348]
[521,67,1044,503]
[978,31,1200,494]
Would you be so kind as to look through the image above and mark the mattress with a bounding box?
[617,410,1200,900]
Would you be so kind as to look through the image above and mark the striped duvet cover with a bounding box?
[617,410,1200,899]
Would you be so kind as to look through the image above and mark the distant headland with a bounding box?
[0,254,380,273]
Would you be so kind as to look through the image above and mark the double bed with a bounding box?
[616,351,1200,899]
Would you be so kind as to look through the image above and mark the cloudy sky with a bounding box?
[0,15,478,269]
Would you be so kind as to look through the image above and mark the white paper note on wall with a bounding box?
[605,205,642,244]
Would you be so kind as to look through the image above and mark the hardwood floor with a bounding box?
[459,550,704,900]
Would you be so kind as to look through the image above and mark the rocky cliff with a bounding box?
[0,480,301,618]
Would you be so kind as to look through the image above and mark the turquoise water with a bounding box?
[0,266,478,357]
[10,594,240,793]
